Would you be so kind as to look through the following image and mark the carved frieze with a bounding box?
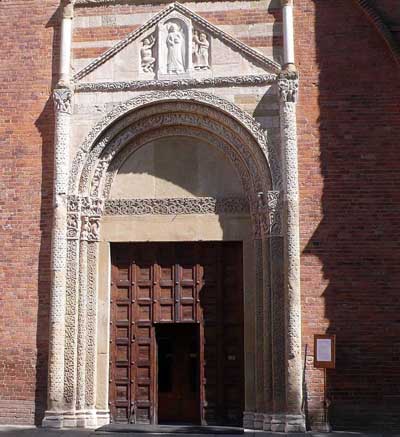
[104,198,249,216]
[74,74,277,93]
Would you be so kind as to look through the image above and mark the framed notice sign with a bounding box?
[314,334,336,369]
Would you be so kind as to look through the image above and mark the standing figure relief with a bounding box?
[193,31,210,70]
[166,23,185,74]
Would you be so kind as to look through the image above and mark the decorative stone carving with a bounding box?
[267,191,283,236]
[72,2,280,82]
[157,13,192,79]
[53,87,73,114]
[74,74,277,93]
[278,70,299,103]
[57,88,293,430]
[104,198,249,216]
[67,213,80,240]
[166,22,185,73]
[91,160,107,197]
[68,195,80,212]
[81,216,100,242]
[193,30,210,70]
[69,91,280,198]
[140,35,156,73]
[81,197,104,217]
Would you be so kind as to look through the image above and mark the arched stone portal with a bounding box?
[44,90,304,432]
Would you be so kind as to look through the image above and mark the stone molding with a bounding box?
[72,2,280,82]
[44,87,305,430]
[74,74,277,93]
[104,197,250,216]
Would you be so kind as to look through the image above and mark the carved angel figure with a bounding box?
[141,35,156,73]
[166,23,185,74]
[193,31,209,70]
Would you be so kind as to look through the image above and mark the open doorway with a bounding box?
[156,324,200,424]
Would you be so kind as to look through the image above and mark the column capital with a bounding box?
[53,87,73,114]
[61,0,75,19]
[278,68,299,103]
[281,0,293,6]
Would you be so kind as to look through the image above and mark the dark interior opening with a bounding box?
[156,324,200,424]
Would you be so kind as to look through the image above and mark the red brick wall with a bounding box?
[0,0,59,425]
[1,0,400,430]
[296,0,400,431]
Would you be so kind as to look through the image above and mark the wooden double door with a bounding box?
[110,242,244,426]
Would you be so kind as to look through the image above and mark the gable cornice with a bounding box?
[354,0,400,67]
[72,2,281,82]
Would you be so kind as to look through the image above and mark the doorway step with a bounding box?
[95,424,244,434]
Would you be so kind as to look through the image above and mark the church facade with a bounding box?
[1,0,400,432]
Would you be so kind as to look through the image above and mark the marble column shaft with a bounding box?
[278,72,305,430]
[46,88,73,415]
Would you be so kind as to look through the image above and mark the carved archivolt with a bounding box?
[69,90,281,195]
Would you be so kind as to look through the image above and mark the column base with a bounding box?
[42,409,110,429]
[243,411,255,429]
[243,411,306,432]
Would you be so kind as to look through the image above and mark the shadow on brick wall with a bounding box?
[33,5,61,426]
[301,0,400,431]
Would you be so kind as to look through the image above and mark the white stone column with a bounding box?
[59,0,74,86]
[43,86,73,428]
[43,1,74,427]
[281,0,295,68]
[279,1,305,431]
[278,70,305,432]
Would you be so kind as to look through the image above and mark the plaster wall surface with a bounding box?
[109,136,245,199]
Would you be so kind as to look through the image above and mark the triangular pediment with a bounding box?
[73,2,281,83]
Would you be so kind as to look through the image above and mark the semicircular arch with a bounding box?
[69,90,281,195]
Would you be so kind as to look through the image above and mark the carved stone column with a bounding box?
[278,70,305,432]
[43,87,73,428]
